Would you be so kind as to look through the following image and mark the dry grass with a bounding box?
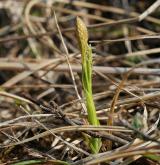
[0,0,160,164]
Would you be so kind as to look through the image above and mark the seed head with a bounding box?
[75,17,88,51]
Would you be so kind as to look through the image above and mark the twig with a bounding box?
[1,62,160,76]
[139,0,160,21]
[0,114,55,128]
[90,33,160,44]
[0,18,137,44]
[53,12,87,114]
[0,91,34,105]
[119,118,160,145]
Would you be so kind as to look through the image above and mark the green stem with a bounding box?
[82,46,101,154]
[76,17,101,154]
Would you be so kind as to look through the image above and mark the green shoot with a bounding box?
[75,17,101,154]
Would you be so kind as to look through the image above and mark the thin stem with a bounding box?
[76,17,101,153]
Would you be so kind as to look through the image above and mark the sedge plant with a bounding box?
[75,17,101,154]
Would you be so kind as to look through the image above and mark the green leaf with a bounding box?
[11,159,70,165]
[145,154,160,162]
[90,138,102,154]
[11,159,45,165]
[132,113,144,130]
